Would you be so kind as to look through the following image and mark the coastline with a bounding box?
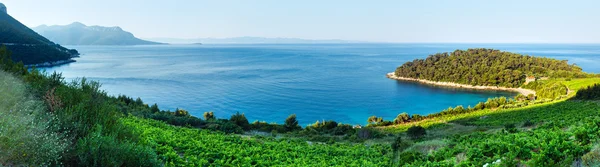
[25,59,76,68]
[386,72,536,96]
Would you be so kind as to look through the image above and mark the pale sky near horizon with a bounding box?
[2,0,599,43]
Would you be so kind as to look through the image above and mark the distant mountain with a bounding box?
[0,3,78,65]
[32,22,164,45]
[145,37,361,44]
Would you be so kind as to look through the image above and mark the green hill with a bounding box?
[395,48,587,88]
[0,4,78,65]
[33,22,164,45]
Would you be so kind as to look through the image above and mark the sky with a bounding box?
[2,0,599,43]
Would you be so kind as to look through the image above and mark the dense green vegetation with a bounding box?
[395,48,589,87]
[2,46,600,166]
[0,11,77,64]
[575,84,600,100]
[123,117,392,166]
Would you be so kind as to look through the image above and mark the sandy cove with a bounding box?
[386,72,536,96]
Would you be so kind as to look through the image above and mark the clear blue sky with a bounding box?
[2,0,599,43]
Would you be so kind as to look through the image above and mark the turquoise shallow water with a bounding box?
[44,43,600,125]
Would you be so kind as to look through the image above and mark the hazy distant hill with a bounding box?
[0,3,78,65]
[33,22,164,45]
[145,36,360,44]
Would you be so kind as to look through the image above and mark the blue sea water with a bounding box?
[44,44,600,125]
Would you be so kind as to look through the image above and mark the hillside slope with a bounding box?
[33,22,164,45]
[0,6,78,65]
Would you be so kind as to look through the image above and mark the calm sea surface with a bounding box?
[44,44,600,125]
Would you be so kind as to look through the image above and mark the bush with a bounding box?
[75,126,160,167]
[203,111,215,120]
[394,113,410,124]
[504,124,518,133]
[0,71,67,166]
[357,128,383,139]
[523,120,535,127]
[284,114,301,132]
[230,112,250,131]
[406,126,427,139]
[391,136,411,152]
[582,144,600,167]
[398,151,423,166]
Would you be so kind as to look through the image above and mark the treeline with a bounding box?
[575,84,600,100]
[117,95,382,142]
[395,48,587,88]
[522,80,569,99]
[368,95,553,127]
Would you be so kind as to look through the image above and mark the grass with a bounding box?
[0,70,67,166]
[381,77,600,133]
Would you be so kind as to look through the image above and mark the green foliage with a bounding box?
[75,126,160,167]
[575,84,600,100]
[397,151,424,166]
[391,136,411,152]
[203,111,215,120]
[406,126,426,139]
[229,112,250,131]
[395,48,585,87]
[504,124,518,133]
[582,144,600,167]
[523,80,569,99]
[123,117,393,166]
[394,112,410,124]
[284,114,301,132]
[0,70,67,166]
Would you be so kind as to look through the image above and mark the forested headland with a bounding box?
[394,48,591,88]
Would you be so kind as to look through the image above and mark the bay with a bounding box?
[44,43,600,125]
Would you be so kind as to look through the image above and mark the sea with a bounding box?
[43,43,600,126]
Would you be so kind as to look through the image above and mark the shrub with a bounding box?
[357,128,383,139]
[406,126,427,139]
[0,71,67,166]
[504,124,518,133]
[398,151,423,166]
[203,111,215,120]
[230,112,250,131]
[391,136,411,152]
[75,126,160,167]
[284,114,301,132]
[394,113,410,124]
[523,120,535,127]
[582,144,600,167]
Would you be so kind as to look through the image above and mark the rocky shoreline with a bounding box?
[386,72,536,95]
[25,59,76,68]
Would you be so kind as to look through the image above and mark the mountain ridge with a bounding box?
[33,22,164,45]
[145,36,363,44]
[0,3,78,65]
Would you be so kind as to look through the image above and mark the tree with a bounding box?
[393,113,410,124]
[203,111,215,121]
[284,114,301,132]
[230,112,250,131]
[474,102,485,110]
[174,108,190,117]
[150,103,160,113]
[406,126,426,139]
[391,136,410,152]
[411,114,423,121]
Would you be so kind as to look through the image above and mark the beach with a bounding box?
[387,72,536,96]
